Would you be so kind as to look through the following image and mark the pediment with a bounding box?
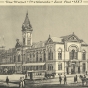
[67,35,81,42]
[46,37,53,44]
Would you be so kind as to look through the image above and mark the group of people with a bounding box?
[5,76,25,88]
[59,74,87,85]
[59,75,67,85]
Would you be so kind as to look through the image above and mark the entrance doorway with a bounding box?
[71,64,75,74]
[78,66,80,73]
[30,72,33,80]
[66,67,69,74]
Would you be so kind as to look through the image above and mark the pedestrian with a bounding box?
[59,75,62,84]
[19,77,22,88]
[22,77,25,88]
[25,74,27,79]
[84,75,86,79]
[75,75,78,83]
[6,76,9,85]
[64,75,67,84]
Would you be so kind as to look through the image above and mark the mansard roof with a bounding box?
[22,12,33,31]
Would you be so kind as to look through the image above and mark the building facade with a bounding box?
[0,12,88,75]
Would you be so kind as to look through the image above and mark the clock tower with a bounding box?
[22,12,33,47]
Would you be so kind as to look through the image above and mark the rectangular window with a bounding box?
[48,64,53,71]
[40,58,42,62]
[83,63,86,72]
[58,52,62,60]
[58,63,62,70]
[48,52,50,60]
[74,52,78,59]
[36,66,38,70]
[82,52,86,60]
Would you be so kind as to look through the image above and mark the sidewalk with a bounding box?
[0,81,19,88]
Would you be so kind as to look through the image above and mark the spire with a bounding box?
[22,11,33,31]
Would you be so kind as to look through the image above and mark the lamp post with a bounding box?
[64,42,65,75]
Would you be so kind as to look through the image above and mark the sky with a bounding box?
[0,6,88,49]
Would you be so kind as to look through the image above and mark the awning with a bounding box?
[27,70,46,73]
[0,64,15,66]
[23,63,45,66]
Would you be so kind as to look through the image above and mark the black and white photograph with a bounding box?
[0,6,88,88]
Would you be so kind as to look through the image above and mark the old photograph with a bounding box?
[0,6,87,88]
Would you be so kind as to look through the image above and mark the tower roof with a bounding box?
[22,12,33,31]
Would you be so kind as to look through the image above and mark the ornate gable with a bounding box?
[46,35,53,44]
[68,35,80,42]
[61,32,83,42]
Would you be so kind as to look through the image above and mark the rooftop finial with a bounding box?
[16,39,19,43]
[26,10,28,16]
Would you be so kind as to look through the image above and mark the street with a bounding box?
[0,74,87,88]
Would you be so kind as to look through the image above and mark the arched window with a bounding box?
[18,55,20,62]
[23,38,25,45]
[82,50,86,60]
[48,48,53,60]
[58,63,62,70]
[30,53,31,58]
[43,50,46,61]
[10,57,11,63]
[70,49,78,60]
[58,49,62,60]
[48,64,53,71]
[36,52,38,62]
[14,56,16,62]
[40,51,42,62]
[83,63,86,72]
[33,53,35,58]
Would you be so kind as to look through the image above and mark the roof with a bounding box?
[60,32,83,42]
[45,35,63,44]
[51,37,62,42]
[22,12,33,31]
[31,41,46,48]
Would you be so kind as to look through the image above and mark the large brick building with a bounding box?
[0,12,88,76]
